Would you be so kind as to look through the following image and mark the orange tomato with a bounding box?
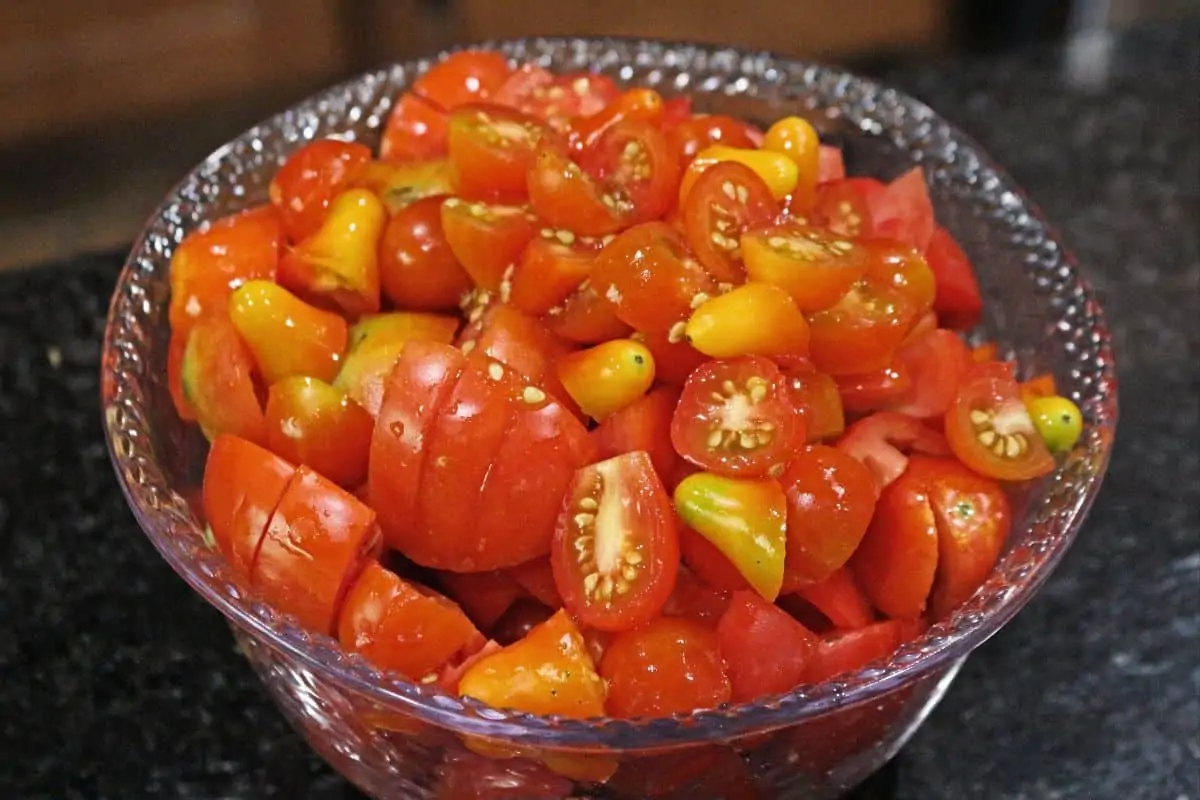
[447,104,556,202]
[380,92,449,163]
[741,223,869,312]
[264,376,374,488]
[556,338,655,420]
[440,197,538,291]
[229,280,348,384]
[181,316,267,444]
[413,50,512,110]
[761,116,821,212]
[685,283,810,359]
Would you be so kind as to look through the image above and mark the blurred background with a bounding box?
[0,0,1194,270]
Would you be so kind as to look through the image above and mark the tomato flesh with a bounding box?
[682,161,779,284]
[264,376,373,488]
[448,104,556,202]
[441,197,538,291]
[270,139,372,243]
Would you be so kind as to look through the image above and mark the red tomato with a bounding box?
[871,167,935,252]
[811,179,879,239]
[678,522,751,593]
[526,146,624,236]
[806,618,925,683]
[509,229,599,316]
[437,570,523,629]
[836,411,951,489]
[795,567,874,629]
[570,88,665,153]
[440,197,538,290]
[817,145,846,183]
[264,376,373,488]
[778,360,845,441]
[202,434,296,578]
[717,590,819,702]
[682,161,780,284]
[663,565,732,626]
[806,279,920,376]
[550,452,679,631]
[945,364,1056,481]
[506,558,563,609]
[659,96,693,130]
[599,617,730,717]
[925,226,984,330]
[671,357,800,478]
[889,328,971,418]
[269,139,372,243]
[252,465,382,634]
[378,196,474,311]
[544,283,633,344]
[638,328,709,386]
[860,238,937,317]
[447,104,556,202]
[590,385,683,487]
[180,316,266,445]
[740,223,870,312]
[490,598,556,645]
[436,639,502,694]
[494,65,619,127]
[338,563,482,679]
[413,50,512,110]
[834,364,912,414]
[380,93,449,163]
[666,114,760,166]
[780,445,878,587]
[581,120,680,225]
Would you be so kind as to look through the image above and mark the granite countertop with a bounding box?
[1,22,1197,800]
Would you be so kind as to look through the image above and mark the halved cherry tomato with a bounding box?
[379,196,474,310]
[494,65,619,127]
[945,364,1056,481]
[663,565,732,626]
[806,279,920,376]
[860,238,937,317]
[229,280,348,383]
[741,223,869,312]
[252,465,382,634]
[836,410,950,489]
[671,356,800,478]
[338,563,483,679]
[441,197,538,290]
[888,328,971,418]
[380,93,450,163]
[348,311,459,355]
[414,50,512,110]
[181,316,266,444]
[353,158,455,214]
[806,618,924,683]
[509,228,601,315]
[202,434,296,577]
[659,96,694,130]
[780,445,878,588]
[168,205,282,338]
[570,88,665,153]
[550,452,678,632]
[762,116,821,212]
[459,609,607,718]
[811,178,881,239]
[682,161,780,283]
[264,376,373,488]
[871,166,935,252]
[506,558,563,610]
[526,146,624,236]
[590,385,682,488]
[925,226,983,330]
[437,570,523,629]
[778,361,845,441]
[270,139,372,243]
[680,145,798,203]
[667,115,760,167]
[556,338,655,420]
[582,119,680,225]
[544,282,633,343]
[686,283,809,359]
[674,473,788,601]
[717,590,818,702]
[448,104,555,202]
[817,144,846,183]
[278,188,386,316]
[834,364,912,414]
[335,330,454,418]
[600,616,730,717]
[795,567,874,629]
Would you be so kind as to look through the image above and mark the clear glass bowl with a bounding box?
[100,37,1117,799]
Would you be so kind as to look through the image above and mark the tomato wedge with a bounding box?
[527,146,625,236]
[441,197,538,291]
[263,376,373,488]
[550,452,679,631]
[806,619,924,683]
[945,364,1056,481]
[413,50,512,110]
[666,114,760,166]
[811,178,881,239]
[717,590,818,702]
[181,316,266,445]
[494,65,619,127]
[834,364,912,414]
[836,411,951,489]
[544,282,633,344]
[599,617,730,717]
[682,161,780,283]
[778,360,845,442]
[509,228,601,316]
[741,223,869,312]
[448,104,556,202]
[888,328,971,418]
[380,92,450,163]
[590,385,682,487]
[925,225,984,330]
[870,166,935,252]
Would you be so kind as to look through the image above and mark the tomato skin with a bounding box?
[682,161,780,284]
[551,452,679,632]
[228,280,348,384]
[667,115,759,167]
[600,617,731,717]
[354,158,455,214]
[795,567,874,629]
[811,179,877,239]
[925,226,983,330]
[380,93,450,162]
[181,316,267,445]
[252,465,382,634]
[570,88,665,153]
[687,283,810,360]
[509,230,598,316]
[556,338,655,420]
[638,329,709,387]
[678,521,752,593]
[526,146,624,236]
[681,145,798,203]
[440,197,538,291]
[464,305,581,417]
[437,570,523,629]
[338,563,482,679]
[414,50,512,110]
[335,332,454,419]
[448,104,555,202]
[780,445,878,588]
[888,328,971,418]
[834,364,912,414]
[378,196,474,311]
[779,362,845,442]
[806,281,919,376]
[270,139,373,243]
[663,565,732,626]
[202,434,296,577]
[860,238,937,317]
[870,166,935,252]
[717,590,819,702]
[740,223,870,313]
[806,618,924,683]
[836,410,950,490]
[945,366,1056,481]
[582,119,680,225]
[348,311,460,356]
[264,376,374,488]
[590,385,682,487]
[762,116,821,212]
[494,65,619,127]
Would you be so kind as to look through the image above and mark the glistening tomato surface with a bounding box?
[717,590,818,702]
[413,50,512,110]
[581,119,679,226]
[682,161,780,283]
[269,139,372,243]
[448,104,555,202]
[945,364,1055,481]
[378,196,474,311]
[741,223,869,312]
[550,452,679,631]
[263,376,373,489]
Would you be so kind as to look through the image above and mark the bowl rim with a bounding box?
[101,35,1118,749]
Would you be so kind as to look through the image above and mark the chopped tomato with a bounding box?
[550,452,678,632]
[381,93,450,163]
[945,364,1056,481]
[335,326,456,419]
[556,338,655,420]
[463,305,580,416]
[252,465,382,634]
[228,280,348,384]
[509,228,600,316]
[889,328,971,418]
[806,618,924,683]
[871,167,935,252]
[666,114,760,168]
[544,282,633,343]
[682,161,780,283]
[680,145,798,203]
[494,65,619,126]
[795,567,874,629]
[580,119,680,225]
[570,88,665,153]
[637,328,709,386]
[379,196,474,311]
[181,316,266,444]
[717,590,818,702]
[925,226,983,330]
[440,197,538,290]
[817,144,846,183]
[811,178,880,239]
[741,223,869,312]
[526,146,625,236]
[834,364,912,414]
[506,558,563,610]
[836,411,950,489]
[671,357,800,478]
[270,139,372,243]
[348,311,459,355]
[263,377,373,488]
[202,434,296,577]
[659,96,693,130]
[860,238,937,317]
[677,521,751,593]
[414,50,512,110]
[437,570,523,629]
[447,104,556,202]
[599,617,730,717]
[338,563,482,679]
[590,386,682,487]
[806,279,920,376]
[778,361,845,441]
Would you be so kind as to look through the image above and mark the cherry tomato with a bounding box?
[1026,394,1083,454]
[463,305,580,416]
[834,364,912,414]
[494,65,619,127]
[806,279,920,376]
[590,385,683,488]
[526,146,625,236]
[871,166,935,252]
[945,364,1056,481]
[441,196,538,290]
[459,609,607,718]
[670,357,800,478]
[378,196,474,311]
[741,223,869,312]
[685,283,810,359]
[550,452,679,632]
[338,563,483,679]
[448,104,555,202]
[544,282,633,343]
[436,639,503,694]
[806,618,924,683]
[717,590,818,702]
[860,238,937,317]
[252,465,382,634]
[264,376,373,488]
[229,280,348,384]
[353,158,455,214]
[680,145,798,203]
[666,114,759,167]
[674,473,788,602]
[637,328,709,386]
[202,434,296,577]
[270,139,372,243]
[762,116,821,212]
[437,570,523,629]
[662,565,732,626]
[888,328,971,418]
[414,50,512,110]
[181,316,266,444]
[580,119,680,225]
[380,93,450,162]
[509,228,601,315]
[659,96,694,130]
[811,179,879,239]
[168,205,282,339]
[778,361,845,441]
[780,445,878,587]
[335,320,457,418]
[795,567,874,629]
[278,188,386,316]
[570,88,665,153]
[506,558,563,610]
[925,225,983,330]
[817,144,846,183]
[836,410,951,489]
[600,617,730,717]
[556,338,655,420]
[682,161,780,283]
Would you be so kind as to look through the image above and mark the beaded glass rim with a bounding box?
[101,36,1117,749]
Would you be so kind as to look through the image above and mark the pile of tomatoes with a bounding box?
[170,50,1084,732]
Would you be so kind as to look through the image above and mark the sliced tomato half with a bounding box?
[945,363,1056,481]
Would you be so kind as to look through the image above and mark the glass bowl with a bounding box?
[100,37,1117,799]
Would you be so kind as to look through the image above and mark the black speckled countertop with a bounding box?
[1,22,1197,800]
